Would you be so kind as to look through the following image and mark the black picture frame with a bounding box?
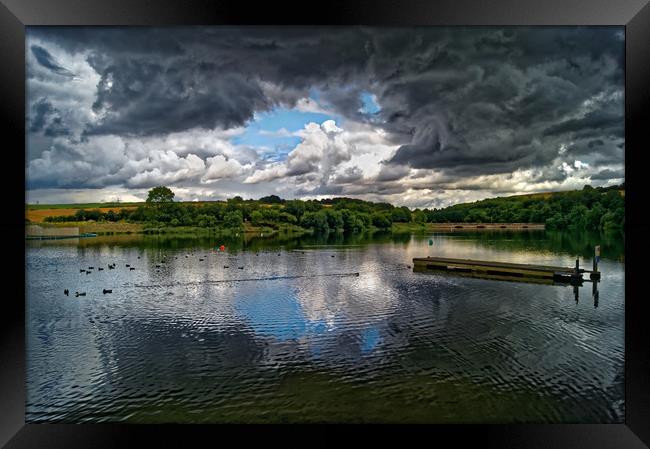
[2,0,649,447]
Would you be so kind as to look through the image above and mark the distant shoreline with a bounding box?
[25,221,545,238]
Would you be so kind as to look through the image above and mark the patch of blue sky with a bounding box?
[360,327,381,353]
[234,283,333,343]
[359,91,380,114]
[231,106,337,161]
[235,285,308,341]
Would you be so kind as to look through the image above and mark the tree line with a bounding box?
[44,184,624,233]
[423,184,624,232]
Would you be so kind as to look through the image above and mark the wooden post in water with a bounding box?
[591,246,601,280]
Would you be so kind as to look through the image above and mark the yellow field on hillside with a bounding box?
[26,207,136,223]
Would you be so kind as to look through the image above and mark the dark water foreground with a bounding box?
[25,230,624,423]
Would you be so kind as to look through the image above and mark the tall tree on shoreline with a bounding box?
[146,186,175,212]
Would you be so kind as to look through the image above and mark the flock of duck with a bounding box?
[64,250,321,298]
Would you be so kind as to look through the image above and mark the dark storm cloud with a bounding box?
[591,168,625,180]
[29,27,375,138]
[28,98,70,137]
[543,110,622,137]
[27,26,624,197]
[378,27,624,179]
[30,45,76,78]
[86,64,271,136]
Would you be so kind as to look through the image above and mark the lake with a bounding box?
[25,230,625,423]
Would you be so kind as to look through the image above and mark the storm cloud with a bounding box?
[26,26,624,207]
[30,45,76,78]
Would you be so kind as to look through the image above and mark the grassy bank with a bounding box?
[30,221,312,237]
[33,221,143,234]
[391,222,544,234]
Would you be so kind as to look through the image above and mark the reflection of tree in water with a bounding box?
[411,230,623,261]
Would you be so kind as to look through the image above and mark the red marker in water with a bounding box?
[219,245,225,252]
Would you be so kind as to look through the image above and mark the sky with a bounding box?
[25,27,625,208]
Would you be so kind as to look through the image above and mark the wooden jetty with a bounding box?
[427,223,545,230]
[413,253,601,284]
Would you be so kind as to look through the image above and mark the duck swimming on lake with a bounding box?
[75,292,86,297]
[130,267,135,271]
[64,289,69,296]
[98,267,104,271]
[102,289,112,294]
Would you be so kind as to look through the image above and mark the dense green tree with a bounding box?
[371,212,392,229]
[250,210,264,225]
[324,209,344,230]
[196,214,217,228]
[285,200,306,220]
[146,186,175,205]
[301,211,330,233]
[223,210,244,229]
[391,206,411,223]
[259,195,285,204]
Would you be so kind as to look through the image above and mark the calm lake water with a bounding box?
[25,230,625,423]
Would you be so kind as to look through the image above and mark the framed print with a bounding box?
[2,0,649,447]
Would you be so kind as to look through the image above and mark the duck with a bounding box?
[80,269,86,273]
[64,289,69,296]
[102,289,112,294]
[125,264,130,267]
[75,292,86,297]
[129,267,135,271]
[223,265,229,269]
[238,266,244,269]
[98,267,104,271]
[88,267,94,270]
